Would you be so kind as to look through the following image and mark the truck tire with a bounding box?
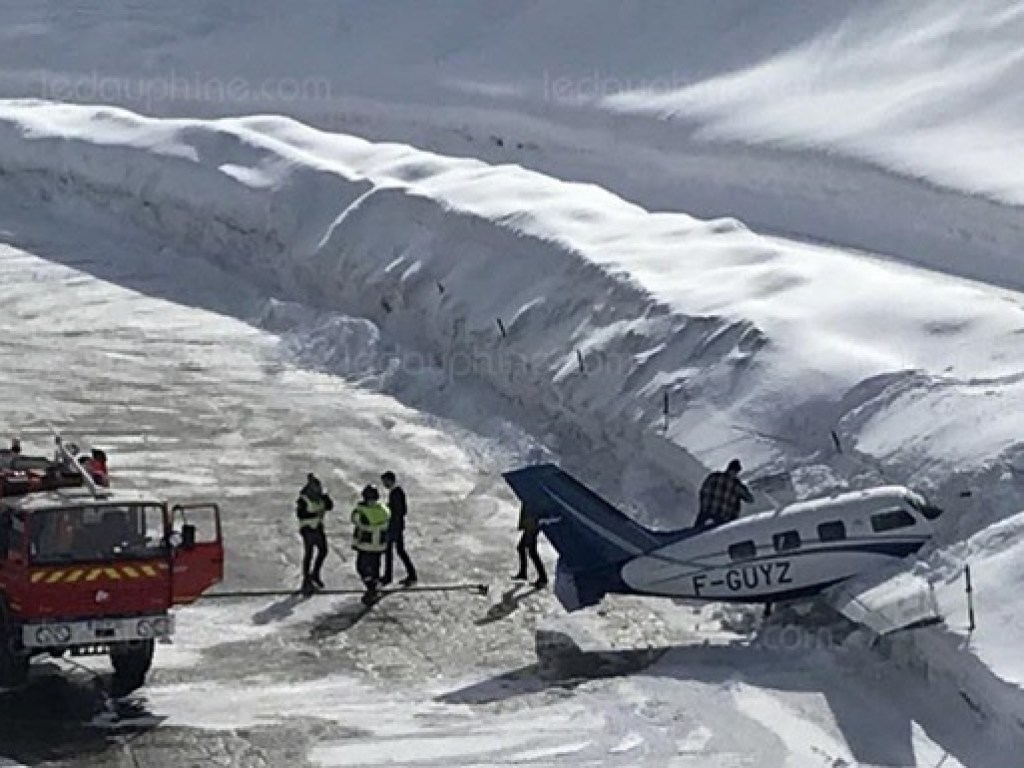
[110,639,155,695]
[0,600,29,688]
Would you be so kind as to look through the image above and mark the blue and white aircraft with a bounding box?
[503,464,944,613]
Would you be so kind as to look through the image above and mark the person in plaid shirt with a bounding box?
[695,459,754,529]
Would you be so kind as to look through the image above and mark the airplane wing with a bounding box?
[824,566,942,635]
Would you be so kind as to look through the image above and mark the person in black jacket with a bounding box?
[296,473,334,595]
[380,470,418,587]
[512,505,547,588]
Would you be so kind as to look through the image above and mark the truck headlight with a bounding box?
[35,627,56,645]
[136,619,154,638]
[53,625,72,644]
[151,617,171,636]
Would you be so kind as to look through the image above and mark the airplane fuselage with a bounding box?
[503,464,941,613]
[619,486,934,602]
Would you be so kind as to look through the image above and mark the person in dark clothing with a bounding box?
[88,448,109,487]
[380,471,418,587]
[512,505,548,588]
[296,473,334,596]
[694,458,754,529]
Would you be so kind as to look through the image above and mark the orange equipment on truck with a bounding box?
[0,436,223,692]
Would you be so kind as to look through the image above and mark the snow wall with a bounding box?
[0,103,731,523]
[3,102,1024,534]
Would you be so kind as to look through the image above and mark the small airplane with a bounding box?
[503,464,944,614]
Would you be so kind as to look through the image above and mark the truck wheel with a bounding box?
[0,602,29,688]
[110,639,155,695]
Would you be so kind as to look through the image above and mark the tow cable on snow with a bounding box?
[200,582,490,600]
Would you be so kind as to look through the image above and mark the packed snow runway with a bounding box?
[0,188,1016,767]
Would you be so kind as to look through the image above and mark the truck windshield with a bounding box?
[30,504,167,564]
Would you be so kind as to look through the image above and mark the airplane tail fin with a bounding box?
[503,464,674,611]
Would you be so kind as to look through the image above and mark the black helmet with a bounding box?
[361,484,380,502]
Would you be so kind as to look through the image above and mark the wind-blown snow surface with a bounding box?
[2,0,1022,203]
[2,0,1024,285]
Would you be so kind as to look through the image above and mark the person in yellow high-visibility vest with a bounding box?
[351,485,391,605]
[296,473,334,596]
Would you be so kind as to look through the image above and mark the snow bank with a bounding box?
[3,101,1024,712]
[825,511,1024,726]
[4,101,1024,524]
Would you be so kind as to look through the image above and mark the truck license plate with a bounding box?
[89,620,118,638]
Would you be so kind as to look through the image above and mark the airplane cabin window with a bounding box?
[728,540,756,561]
[817,521,846,542]
[870,509,917,533]
[773,530,801,552]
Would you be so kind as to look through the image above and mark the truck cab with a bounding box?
[0,443,223,691]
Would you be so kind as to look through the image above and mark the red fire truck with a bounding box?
[0,437,223,692]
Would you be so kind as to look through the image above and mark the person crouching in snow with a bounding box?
[351,484,391,605]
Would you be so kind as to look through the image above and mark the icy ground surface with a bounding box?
[1,188,1017,767]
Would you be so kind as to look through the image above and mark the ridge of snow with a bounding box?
[2,102,1024,705]
[3,1,1024,293]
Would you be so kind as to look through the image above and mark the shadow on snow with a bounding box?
[0,664,163,766]
[437,631,1010,768]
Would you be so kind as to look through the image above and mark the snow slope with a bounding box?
[3,0,1022,202]
[2,0,1023,286]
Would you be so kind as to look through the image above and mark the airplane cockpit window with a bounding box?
[870,509,916,533]
[817,521,846,542]
[905,495,944,520]
[728,540,756,561]
[773,530,801,552]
